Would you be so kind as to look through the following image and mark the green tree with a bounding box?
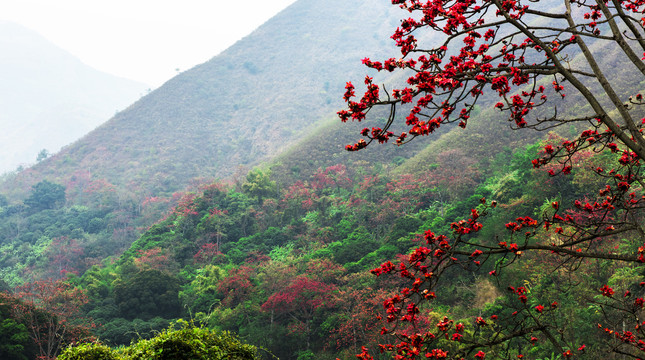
[36,149,49,162]
[24,180,65,211]
[0,291,35,360]
[330,226,379,264]
[241,169,276,205]
[0,318,30,360]
[113,269,181,320]
[179,265,226,314]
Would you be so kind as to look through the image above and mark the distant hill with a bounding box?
[0,21,149,174]
[0,0,405,199]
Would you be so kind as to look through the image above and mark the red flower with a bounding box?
[617,181,631,191]
[563,350,572,358]
[551,301,558,308]
[599,285,614,297]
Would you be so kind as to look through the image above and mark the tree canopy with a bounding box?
[24,180,65,211]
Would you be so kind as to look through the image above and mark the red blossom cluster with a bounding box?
[339,0,626,151]
[172,192,199,217]
[338,0,645,357]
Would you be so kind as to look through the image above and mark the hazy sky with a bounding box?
[0,0,298,87]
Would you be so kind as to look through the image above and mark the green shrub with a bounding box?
[122,321,258,359]
[58,343,117,360]
[59,321,259,360]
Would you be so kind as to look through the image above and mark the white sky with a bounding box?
[0,0,298,88]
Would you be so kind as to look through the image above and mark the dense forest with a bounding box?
[1,0,645,359]
[0,135,586,359]
[0,127,639,359]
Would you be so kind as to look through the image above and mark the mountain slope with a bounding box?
[0,21,148,173]
[0,0,403,199]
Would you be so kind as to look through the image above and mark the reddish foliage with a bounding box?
[218,266,256,307]
[262,275,336,320]
[312,164,353,192]
[330,287,391,354]
[42,236,86,279]
[134,247,171,271]
[10,280,93,360]
[282,180,318,212]
[193,243,225,264]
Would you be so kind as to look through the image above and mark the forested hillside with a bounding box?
[1,0,645,359]
[0,0,430,289]
[0,0,418,292]
[0,120,559,359]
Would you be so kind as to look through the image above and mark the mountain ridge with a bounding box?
[0,21,148,173]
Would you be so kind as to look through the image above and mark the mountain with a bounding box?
[0,0,406,200]
[0,21,149,174]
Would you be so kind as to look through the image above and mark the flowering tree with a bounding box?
[217,266,257,308]
[42,237,85,279]
[133,247,172,271]
[330,285,392,356]
[10,280,92,360]
[339,0,645,358]
[261,275,337,350]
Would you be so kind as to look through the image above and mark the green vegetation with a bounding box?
[24,180,65,211]
[5,131,608,359]
[0,117,635,358]
[58,321,259,360]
